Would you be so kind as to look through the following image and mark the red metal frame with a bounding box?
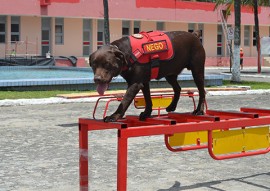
[92,96,123,119]
[92,91,202,120]
[79,107,270,191]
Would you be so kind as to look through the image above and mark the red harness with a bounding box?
[128,31,174,79]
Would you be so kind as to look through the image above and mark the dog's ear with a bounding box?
[113,49,128,66]
[89,54,92,67]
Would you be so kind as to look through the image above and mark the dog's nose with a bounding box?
[94,75,102,83]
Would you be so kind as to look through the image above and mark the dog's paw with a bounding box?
[103,114,121,122]
[103,116,116,122]
[192,110,204,115]
[166,104,177,112]
[139,112,151,121]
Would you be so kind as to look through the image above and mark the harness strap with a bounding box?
[150,54,160,79]
[128,31,173,79]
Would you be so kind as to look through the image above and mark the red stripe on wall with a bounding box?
[231,6,261,14]
[83,42,90,45]
[136,0,261,14]
[136,0,216,11]
[51,0,80,3]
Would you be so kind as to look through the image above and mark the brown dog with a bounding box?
[89,31,206,122]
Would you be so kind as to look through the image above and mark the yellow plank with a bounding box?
[134,97,172,109]
[169,131,208,147]
[152,97,172,108]
[212,126,270,155]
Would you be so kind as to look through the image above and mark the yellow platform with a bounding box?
[212,126,270,155]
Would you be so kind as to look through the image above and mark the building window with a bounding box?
[97,20,104,49]
[244,26,250,46]
[0,16,6,43]
[133,21,140,34]
[156,22,164,31]
[198,23,204,44]
[122,20,130,37]
[55,18,64,44]
[188,23,195,33]
[42,17,51,56]
[83,19,92,56]
[11,16,20,42]
[253,26,257,46]
[217,25,223,56]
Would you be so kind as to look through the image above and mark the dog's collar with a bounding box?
[110,44,131,72]
[110,44,119,49]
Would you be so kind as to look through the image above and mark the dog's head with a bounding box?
[89,45,127,95]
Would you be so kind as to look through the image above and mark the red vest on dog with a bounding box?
[128,31,174,79]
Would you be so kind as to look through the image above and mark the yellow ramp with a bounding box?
[134,96,172,109]
[169,131,208,147]
[212,126,270,155]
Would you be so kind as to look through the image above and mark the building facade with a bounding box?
[0,0,269,66]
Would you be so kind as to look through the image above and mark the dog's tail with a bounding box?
[192,30,201,38]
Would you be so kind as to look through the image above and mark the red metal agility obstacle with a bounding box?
[79,93,270,191]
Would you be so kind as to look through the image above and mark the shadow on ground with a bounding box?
[157,172,270,191]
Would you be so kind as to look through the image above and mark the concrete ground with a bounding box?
[0,67,270,191]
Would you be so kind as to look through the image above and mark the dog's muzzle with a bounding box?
[94,75,110,95]
[94,75,102,83]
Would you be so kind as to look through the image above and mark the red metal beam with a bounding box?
[125,115,176,125]
[241,107,270,116]
[79,118,127,130]
[206,110,259,119]
[168,112,220,122]
[119,116,270,138]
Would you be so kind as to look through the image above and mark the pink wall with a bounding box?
[205,57,258,67]
[1,0,269,25]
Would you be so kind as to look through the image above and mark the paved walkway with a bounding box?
[1,94,270,191]
[1,67,270,191]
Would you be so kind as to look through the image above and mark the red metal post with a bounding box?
[79,124,89,191]
[117,130,128,191]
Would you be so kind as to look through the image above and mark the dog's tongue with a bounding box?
[97,83,108,95]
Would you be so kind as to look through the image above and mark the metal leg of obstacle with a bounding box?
[117,134,128,191]
[79,124,89,191]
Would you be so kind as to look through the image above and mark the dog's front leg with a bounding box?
[139,82,152,121]
[104,83,143,122]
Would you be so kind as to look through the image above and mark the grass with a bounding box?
[0,90,91,100]
[223,80,270,90]
[0,80,269,100]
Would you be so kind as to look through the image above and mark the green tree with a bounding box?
[215,0,270,75]
[103,0,110,45]
[232,0,241,82]
[252,0,261,73]
[245,0,270,73]
[215,0,241,82]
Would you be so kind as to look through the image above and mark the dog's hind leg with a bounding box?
[165,75,181,112]
[139,82,153,121]
[191,67,205,115]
